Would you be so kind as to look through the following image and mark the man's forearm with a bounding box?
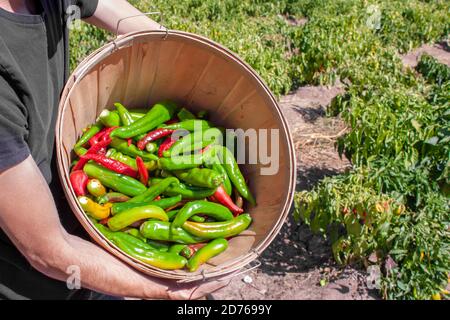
[26,230,167,299]
[86,0,163,35]
[40,232,169,299]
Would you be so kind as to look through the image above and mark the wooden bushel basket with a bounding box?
[56,30,296,282]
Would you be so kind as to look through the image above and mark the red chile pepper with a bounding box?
[137,128,174,151]
[99,217,110,225]
[158,136,178,157]
[89,126,117,146]
[80,153,138,178]
[89,130,106,146]
[127,138,133,147]
[72,138,111,172]
[70,170,89,196]
[72,129,115,172]
[211,185,244,216]
[136,156,149,185]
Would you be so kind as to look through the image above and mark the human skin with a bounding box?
[0,1,228,299]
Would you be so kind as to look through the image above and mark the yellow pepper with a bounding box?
[78,196,112,220]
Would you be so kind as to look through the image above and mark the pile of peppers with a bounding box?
[70,101,255,271]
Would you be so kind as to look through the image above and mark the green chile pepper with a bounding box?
[163,119,212,132]
[177,108,197,121]
[190,216,206,223]
[146,240,170,252]
[165,127,221,156]
[208,146,256,205]
[98,110,121,127]
[74,146,88,156]
[203,154,232,195]
[173,168,224,189]
[125,228,147,242]
[151,178,216,200]
[74,123,103,148]
[145,142,158,153]
[96,224,146,249]
[128,177,179,203]
[166,210,179,221]
[115,103,134,126]
[130,109,148,142]
[182,213,252,239]
[167,210,205,223]
[169,244,191,257]
[130,112,145,121]
[158,154,203,171]
[97,192,130,204]
[111,195,182,215]
[172,201,233,228]
[108,205,168,231]
[83,163,147,197]
[187,238,228,272]
[130,109,149,116]
[107,148,157,171]
[111,101,178,139]
[110,138,158,161]
[162,139,212,158]
[116,237,186,269]
[165,186,216,201]
[140,221,205,244]
[96,224,186,270]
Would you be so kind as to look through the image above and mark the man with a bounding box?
[0,0,226,300]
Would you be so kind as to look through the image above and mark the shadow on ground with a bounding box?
[292,105,326,123]
[256,166,344,276]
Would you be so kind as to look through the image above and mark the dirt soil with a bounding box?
[213,85,378,300]
[401,42,450,68]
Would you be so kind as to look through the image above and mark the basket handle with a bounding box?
[114,12,168,38]
[176,258,261,284]
[213,259,261,282]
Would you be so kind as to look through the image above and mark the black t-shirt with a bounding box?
[0,0,99,300]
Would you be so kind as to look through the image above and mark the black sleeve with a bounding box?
[0,75,30,172]
[70,0,99,18]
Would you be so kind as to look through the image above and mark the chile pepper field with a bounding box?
[70,0,449,300]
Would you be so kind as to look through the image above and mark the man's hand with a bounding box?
[0,156,227,299]
[85,0,163,35]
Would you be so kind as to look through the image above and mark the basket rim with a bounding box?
[56,29,297,282]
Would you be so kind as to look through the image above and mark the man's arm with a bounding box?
[85,0,163,35]
[0,156,226,299]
